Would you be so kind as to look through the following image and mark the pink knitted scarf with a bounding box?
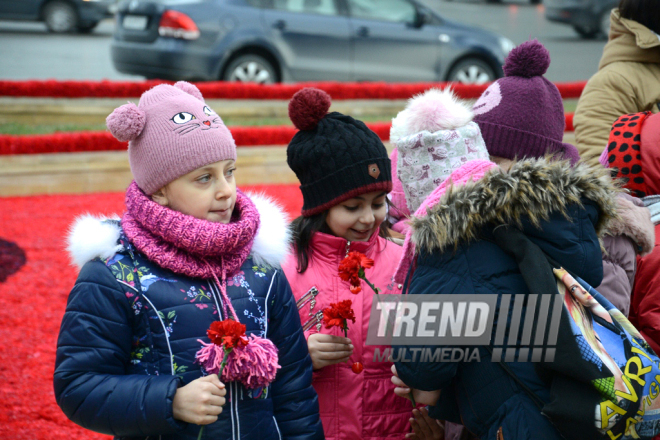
[122,181,260,281]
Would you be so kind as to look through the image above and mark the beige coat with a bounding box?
[574,10,660,166]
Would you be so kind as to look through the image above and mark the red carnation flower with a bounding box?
[207,319,248,349]
[323,300,356,337]
[338,251,379,295]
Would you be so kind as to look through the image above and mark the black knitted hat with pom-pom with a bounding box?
[286,88,392,217]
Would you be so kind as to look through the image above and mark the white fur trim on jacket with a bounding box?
[67,194,291,269]
[245,191,292,268]
[67,214,122,269]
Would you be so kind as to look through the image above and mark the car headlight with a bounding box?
[499,37,516,56]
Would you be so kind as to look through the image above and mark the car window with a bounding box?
[269,0,339,16]
[347,0,416,23]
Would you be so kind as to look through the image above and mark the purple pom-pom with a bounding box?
[503,39,550,78]
[106,103,146,142]
[174,81,205,102]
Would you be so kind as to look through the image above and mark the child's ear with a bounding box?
[151,189,169,206]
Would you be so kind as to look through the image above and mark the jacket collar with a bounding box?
[600,10,660,69]
[409,158,620,253]
[310,230,380,263]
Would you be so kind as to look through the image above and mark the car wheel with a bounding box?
[599,11,611,38]
[573,24,598,39]
[43,1,78,33]
[223,54,277,84]
[447,58,496,85]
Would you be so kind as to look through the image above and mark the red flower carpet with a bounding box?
[0,185,303,440]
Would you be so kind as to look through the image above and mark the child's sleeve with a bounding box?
[54,260,186,437]
[268,270,324,440]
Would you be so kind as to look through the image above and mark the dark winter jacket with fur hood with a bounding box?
[54,194,323,440]
[393,158,618,440]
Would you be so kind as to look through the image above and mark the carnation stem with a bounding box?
[360,275,380,295]
[197,349,232,440]
[343,319,348,338]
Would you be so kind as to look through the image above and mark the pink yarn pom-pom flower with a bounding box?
[222,334,280,389]
[195,334,280,389]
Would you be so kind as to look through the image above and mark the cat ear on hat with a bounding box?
[174,81,205,102]
[106,102,146,142]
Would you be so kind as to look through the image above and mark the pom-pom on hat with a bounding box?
[390,87,490,213]
[106,81,236,195]
[286,88,392,217]
[473,39,580,165]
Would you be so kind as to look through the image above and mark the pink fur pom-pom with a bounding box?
[195,335,280,389]
[106,103,146,142]
[401,88,473,136]
[174,81,205,102]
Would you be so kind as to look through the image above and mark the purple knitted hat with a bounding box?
[473,40,580,165]
[106,81,237,195]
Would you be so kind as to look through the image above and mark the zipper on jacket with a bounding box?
[345,240,351,258]
[233,382,241,440]
[272,416,282,440]
[207,281,224,320]
[229,382,236,440]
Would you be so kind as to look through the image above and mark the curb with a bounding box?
[0,97,408,125]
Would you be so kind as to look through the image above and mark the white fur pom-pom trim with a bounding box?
[393,88,474,139]
[247,192,292,269]
[67,215,122,268]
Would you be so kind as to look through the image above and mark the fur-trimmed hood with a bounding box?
[606,194,655,256]
[67,192,291,269]
[410,158,620,253]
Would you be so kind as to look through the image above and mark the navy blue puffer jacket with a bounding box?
[393,159,619,440]
[55,196,324,440]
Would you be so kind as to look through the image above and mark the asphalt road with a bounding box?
[0,0,607,83]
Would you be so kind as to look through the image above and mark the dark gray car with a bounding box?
[545,0,617,39]
[0,0,116,33]
[111,0,514,83]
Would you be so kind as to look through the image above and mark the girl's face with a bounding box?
[152,160,237,224]
[325,191,387,242]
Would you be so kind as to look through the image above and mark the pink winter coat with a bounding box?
[282,231,411,440]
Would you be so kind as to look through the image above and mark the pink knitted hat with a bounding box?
[106,81,237,195]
